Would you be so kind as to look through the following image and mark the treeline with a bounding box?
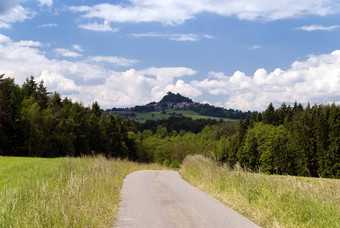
[136,102,340,177]
[1,75,339,178]
[217,103,340,178]
[0,75,139,160]
[189,103,255,119]
[134,116,219,134]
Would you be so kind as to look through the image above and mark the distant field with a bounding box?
[181,155,340,228]
[0,156,165,227]
[136,110,235,123]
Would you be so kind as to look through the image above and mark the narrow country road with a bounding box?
[115,170,259,228]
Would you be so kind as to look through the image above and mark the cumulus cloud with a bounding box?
[38,70,79,94]
[296,24,340,31]
[69,0,340,26]
[193,51,340,110]
[0,34,110,84]
[88,56,138,67]
[78,21,119,32]
[0,33,197,108]
[54,48,82,58]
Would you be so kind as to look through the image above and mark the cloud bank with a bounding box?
[70,0,340,25]
[1,33,340,111]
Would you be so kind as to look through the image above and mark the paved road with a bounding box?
[115,170,259,228]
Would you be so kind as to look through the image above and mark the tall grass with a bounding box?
[180,155,340,228]
[0,156,164,227]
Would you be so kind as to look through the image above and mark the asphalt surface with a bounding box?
[115,170,259,228]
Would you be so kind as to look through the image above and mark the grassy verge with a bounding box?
[180,155,340,228]
[0,156,165,227]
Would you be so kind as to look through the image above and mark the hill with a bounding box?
[106,91,256,121]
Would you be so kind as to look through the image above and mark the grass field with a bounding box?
[180,155,340,228]
[0,156,165,227]
[136,110,235,123]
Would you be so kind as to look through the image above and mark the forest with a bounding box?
[0,75,339,178]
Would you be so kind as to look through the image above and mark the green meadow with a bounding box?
[0,156,164,227]
[181,155,340,228]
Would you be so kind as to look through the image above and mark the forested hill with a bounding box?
[159,92,193,104]
[107,91,256,120]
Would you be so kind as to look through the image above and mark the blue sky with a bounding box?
[1,0,340,111]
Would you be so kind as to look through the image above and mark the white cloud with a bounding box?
[0,5,35,28]
[0,21,10,28]
[249,45,261,50]
[38,23,57,28]
[193,51,340,110]
[37,0,53,8]
[0,1,20,14]
[296,24,340,31]
[0,33,197,108]
[38,70,79,94]
[131,32,212,41]
[88,56,138,67]
[16,40,42,47]
[1,33,340,111]
[0,34,109,83]
[164,80,202,98]
[169,34,199,41]
[69,0,340,25]
[78,21,118,32]
[73,44,83,52]
[203,34,214,39]
[54,48,82,58]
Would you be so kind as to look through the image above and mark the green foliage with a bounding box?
[228,103,340,178]
[159,91,193,104]
[0,75,138,160]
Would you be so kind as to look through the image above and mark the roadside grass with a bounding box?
[136,110,234,123]
[0,156,165,227]
[180,155,340,228]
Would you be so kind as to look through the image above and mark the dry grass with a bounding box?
[0,156,165,227]
[180,155,340,228]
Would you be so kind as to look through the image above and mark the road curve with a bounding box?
[115,170,259,228]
